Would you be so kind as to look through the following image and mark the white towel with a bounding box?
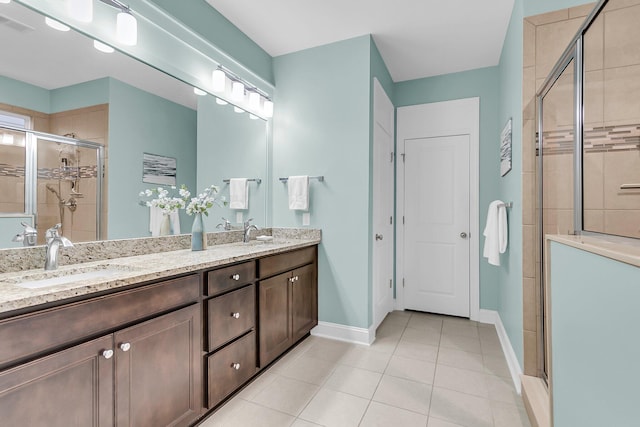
[483,200,508,266]
[288,175,309,210]
[150,206,181,236]
[229,178,249,210]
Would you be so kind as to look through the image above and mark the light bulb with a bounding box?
[249,92,260,110]
[193,88,206,96]
[212,69,226,92]
[117,11,137,46]
[231,82,244,101]
[45,17,70,31]
[93,40,114,53]
[216,98,228,105]
[68,0,93,23]
[263,100,274,118]
[234,106,244,114]
[249,114,258,120]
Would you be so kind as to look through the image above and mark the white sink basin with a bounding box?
[3,265,138,289]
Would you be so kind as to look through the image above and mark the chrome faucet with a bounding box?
[243,218,258,243]
[12,221,38,247]
[216,217,232,231]
[44,224,73,270]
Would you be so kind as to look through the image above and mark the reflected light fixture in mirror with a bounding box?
[93,39,114,53]
[69,0,93,23]
[193,87,207,96]
[212,69,226,92]
[233,106,244,114]
[45,17,70,31]
[216,98,228,105]
[263,100,274,118]
[249,92,260,110]
[0,0,10,4]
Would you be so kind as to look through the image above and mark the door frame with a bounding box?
[372,77,395,329]
[395,97,480,320]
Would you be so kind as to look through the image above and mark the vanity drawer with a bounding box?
[206,261,256,296]
[0,274,200,369]
[206,331,257,408]
[207,285,255,351]
[259,246,316,278]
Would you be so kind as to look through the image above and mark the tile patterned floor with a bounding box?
[199,311,531,427]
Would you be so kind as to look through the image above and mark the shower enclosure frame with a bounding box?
[0,123,105,241]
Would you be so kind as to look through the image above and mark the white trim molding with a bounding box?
[311,321,375,346]
[479,309,523,394]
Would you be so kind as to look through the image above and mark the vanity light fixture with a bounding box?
[263,100,274,118]
[193,87,207,96]
[116,9,137,45]
[93,39,114,53]
[69,0,93,23]
[212,69,226,92]
[233,106,245,114]
[215,98,228,106]
[249,114,258,120]
[231,81,245,102]
[248,92,260,110]
[0,0,11,4]
[1,133,14,145]
[45,17,71,32]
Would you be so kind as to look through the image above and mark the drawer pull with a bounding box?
[230,312,240,319]
[231,274,240,281]
[102,349,114,359]
[119,342,131,352]
[231,362,241,370]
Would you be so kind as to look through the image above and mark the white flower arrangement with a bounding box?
[185,185,226,216]
[138,185,189,214]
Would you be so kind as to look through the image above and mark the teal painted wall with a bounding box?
[525,0,594,17]
[497,0,525,366]
[550,241,640,427]
[273,36,372,329]
[394,67,501,311]
[107,79,197,239]
[196,95,268,229]
[50,79,110,113]
[0,76,50,113]
[149,0,273,85]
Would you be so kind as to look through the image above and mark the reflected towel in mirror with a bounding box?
[229,178,249,210]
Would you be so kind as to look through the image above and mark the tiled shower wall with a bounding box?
[522,3,595,377]
[0,103,108,244]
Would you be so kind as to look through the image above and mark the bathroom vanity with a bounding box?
[0,230,319,426]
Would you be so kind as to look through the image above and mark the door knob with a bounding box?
[460,232,468,239]
[375,234,383,241]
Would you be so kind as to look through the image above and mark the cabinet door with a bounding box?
[115,304,202,427]
[291,263,318,343]
[258,272,291,367]
[0,335,113,426]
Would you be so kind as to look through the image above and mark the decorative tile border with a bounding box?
[0,164,98,179]
[537,123,640,155]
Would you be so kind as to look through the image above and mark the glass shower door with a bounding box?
[538,57,576,381]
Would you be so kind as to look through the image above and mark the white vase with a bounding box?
[159,213,171,236]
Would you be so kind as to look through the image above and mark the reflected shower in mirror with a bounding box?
[0,1,268,249]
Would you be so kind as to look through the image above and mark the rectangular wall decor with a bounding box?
[500,118,512,177]
[142,153,177,186]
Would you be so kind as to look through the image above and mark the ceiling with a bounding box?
[206,0,515,82]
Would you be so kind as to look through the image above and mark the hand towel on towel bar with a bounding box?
[482,200,508,266]
[288,175,309,210]
[229,178,249,210]
[149,206,180,236]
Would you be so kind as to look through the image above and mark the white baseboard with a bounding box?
[478,309,523,395]
[311,321,375,345]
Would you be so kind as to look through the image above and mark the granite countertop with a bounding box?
[0,236,320,315]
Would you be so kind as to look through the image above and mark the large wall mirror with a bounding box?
[0,1,268,249]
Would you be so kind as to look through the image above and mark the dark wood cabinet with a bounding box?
[0,274,202,427]
[0,335,113,427]
[258,247,318,367]
[115,304,201,427]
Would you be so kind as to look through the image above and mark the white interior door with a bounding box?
[372,78,394,329]
[396,98,479,320]
[404,135,470,317]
